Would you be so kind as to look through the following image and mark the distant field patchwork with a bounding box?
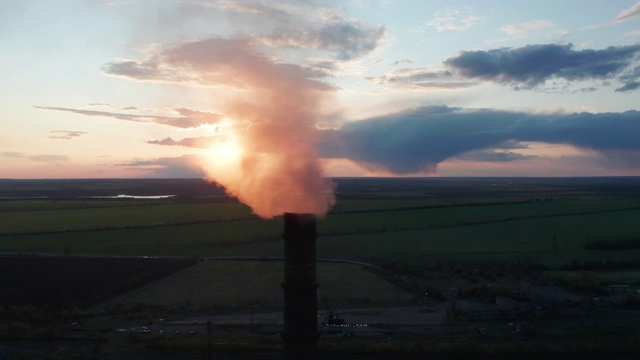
[2,178,640,266]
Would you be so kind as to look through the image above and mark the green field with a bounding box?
[2,177,640,271]
[111,260,413,310]
[2,198,640,265]
[0,202,254,234]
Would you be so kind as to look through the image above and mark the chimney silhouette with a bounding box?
[282,212,319,359]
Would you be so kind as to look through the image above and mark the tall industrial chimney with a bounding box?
[282,212,319,359]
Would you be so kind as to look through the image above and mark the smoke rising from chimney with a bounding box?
[188,39,336,218]
[101,36,336,218]
[99,0,391,213]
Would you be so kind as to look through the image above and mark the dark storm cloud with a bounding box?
[119,154,206,178]
[326,106,640,174]
[35,106,221,129]
[48,130,88,140]
[444,43,640,90]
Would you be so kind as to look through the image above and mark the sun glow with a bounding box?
[204,117,245,165]
[199,124,219,134]
[217,140,240,160]
[207,134,244,167]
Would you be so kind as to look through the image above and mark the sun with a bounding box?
[201,119,248,179]
[217,142,236,158]
[210,134,244,166]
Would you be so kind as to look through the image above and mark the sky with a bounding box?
[2,0,640,181]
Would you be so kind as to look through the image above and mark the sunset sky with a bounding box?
[2,0,640,179]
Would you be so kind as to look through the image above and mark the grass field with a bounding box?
[2,177,640,282]
[0,202,254,234]
[111,260,414,310]
[3,203,639,264]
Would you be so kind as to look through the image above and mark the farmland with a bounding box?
[1,177,640,358]
[110,261,414,310]
[2,177,640,265]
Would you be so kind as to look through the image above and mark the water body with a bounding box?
[86,194,176,199]
[0,194,176,200]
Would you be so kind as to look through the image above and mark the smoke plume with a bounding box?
[107,38,336,218]
[201,50,337,218]
[97,1,390,217]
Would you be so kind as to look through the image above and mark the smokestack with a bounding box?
[282,212,319,360]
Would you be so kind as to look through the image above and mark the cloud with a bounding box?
[119,154,206,178]
[186,1,385,61]
[259,21,386,61]
[103,2,386,85]
[28,155,70,163]
[1,152,69,163]
[444,43,640,90]
[366,66,476,89]
[36,105,221,129]
[614,1,640,22]
[393,59,413,66]
[100,60,182,82]
[103,38,334,92]
[426,8,481,32]
[499,20,556,38]
[1,152,25,158]
[324,105,640,174]
[589,2,640,29]
[146,136,218,148]
[497,140,531,150]
[48,130,88,140]
[617,64,640,91]
[210,0,286,16]
[616,81,640,92]
[456,150,539,162]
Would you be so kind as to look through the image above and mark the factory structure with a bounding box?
[281,212,320,359]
